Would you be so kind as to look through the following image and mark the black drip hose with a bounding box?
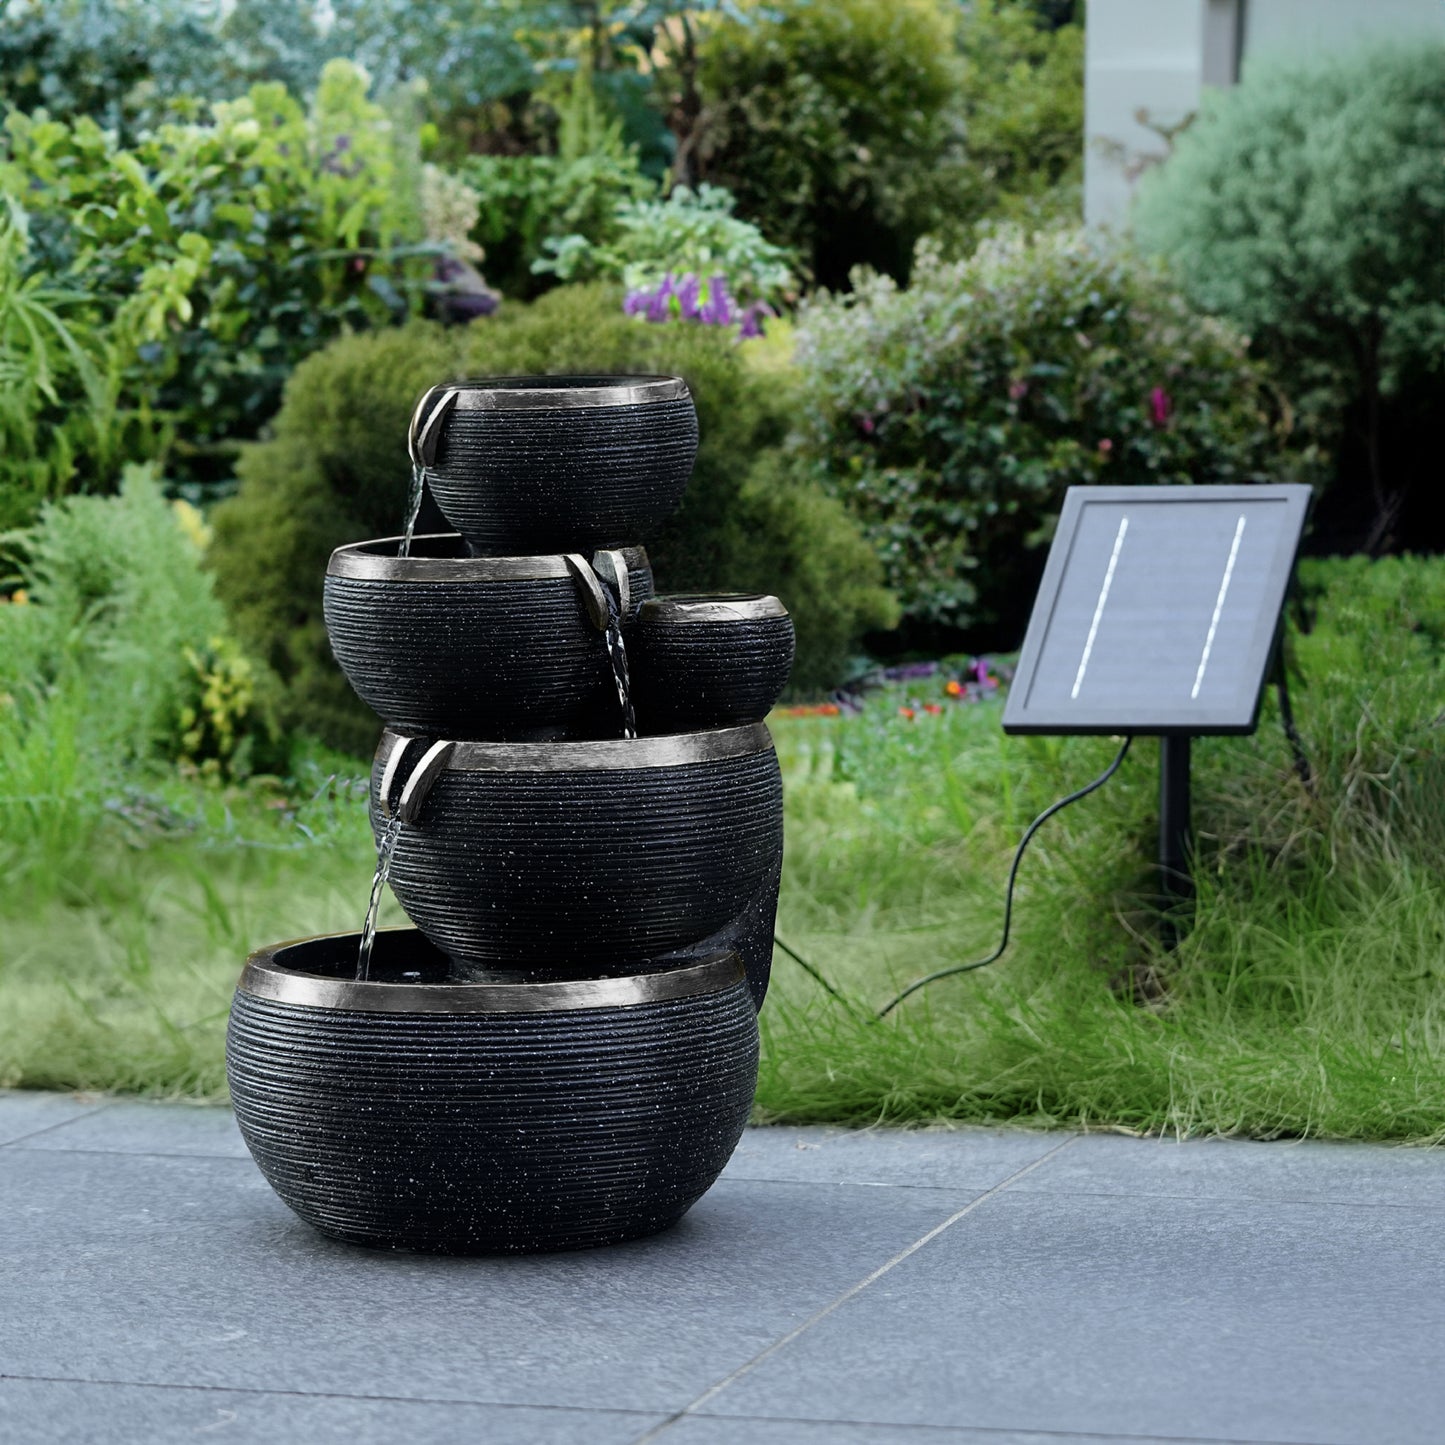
[1273,654,1313,791]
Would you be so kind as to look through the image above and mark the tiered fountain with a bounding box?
[225,375,794,1254]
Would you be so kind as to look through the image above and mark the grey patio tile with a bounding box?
[723,1125,1071,1191]
[657,1419,1273,1445]
[0,1089,110,1147]
[703,1189,1445,1445]
[14,1099,248,1158]
[0,1379,663,1445]
[1010,1132,1445,1210]
[0,1148,958,1416]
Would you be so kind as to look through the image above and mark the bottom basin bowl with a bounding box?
[226,931,758,1255]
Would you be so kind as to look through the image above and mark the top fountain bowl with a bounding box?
[411,375,699,555]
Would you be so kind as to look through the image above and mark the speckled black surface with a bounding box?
[427,398,698,554]
[633,614,796,733]
[323,560,652,739]
[227,960,758,1255]
[369,746,783,971]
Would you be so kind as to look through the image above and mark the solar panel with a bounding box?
[1002,485,1311,736]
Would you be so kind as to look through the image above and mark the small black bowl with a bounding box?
[227,932,757,1254]
[370,724,783,975]
[323,534,651,740]
[410,375,698,555]
[632,595,795,734]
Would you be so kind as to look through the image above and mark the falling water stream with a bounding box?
[599,575,637,741]
[398,462,426,558]
[357,813,404,980]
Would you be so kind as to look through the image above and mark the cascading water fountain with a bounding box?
[225,374,794,1253]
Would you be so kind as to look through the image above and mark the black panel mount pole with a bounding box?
[1158,735,1193,950]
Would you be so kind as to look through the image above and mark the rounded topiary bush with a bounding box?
[210,287,894,750]
[1132,44,1445,553]
[793,227,1319,646]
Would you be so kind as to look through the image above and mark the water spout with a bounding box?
[399,461,426,558]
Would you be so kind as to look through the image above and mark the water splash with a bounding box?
[398,462,426,558]
[357,813,404,979]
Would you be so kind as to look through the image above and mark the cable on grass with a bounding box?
[875,735,1134,1018]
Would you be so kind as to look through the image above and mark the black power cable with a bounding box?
[772,737,1134,1017]
[875,735,1133,1017]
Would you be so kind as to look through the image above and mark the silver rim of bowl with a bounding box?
[448,375,691,412]
[238,939,744,1014]
[328,536,650,583]
[640,594,789,625]
[375,722,772,776]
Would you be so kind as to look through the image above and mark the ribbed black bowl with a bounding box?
[371,725,783,975]
[411,376,698,555]
[227,932,758,1254]
[323,534,651,740]
[632,595,795,734]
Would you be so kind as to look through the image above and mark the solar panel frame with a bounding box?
[1002,484,1311,737]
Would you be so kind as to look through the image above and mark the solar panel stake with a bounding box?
[1158,735,1194,950]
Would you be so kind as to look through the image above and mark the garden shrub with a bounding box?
[794,227,1318,643]
[1,59,424,499]
[0,466,279,811]
[692,0,964,288]
[1132,44,1445,554]
[210,287,895,750]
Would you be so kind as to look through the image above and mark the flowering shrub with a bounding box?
[623,273,773,338]
[794,226,1319,635]
[536,184,793,310]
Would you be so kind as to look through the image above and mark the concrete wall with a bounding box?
[1084,0,1445,230]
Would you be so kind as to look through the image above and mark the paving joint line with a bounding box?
[1003,1184,1445,1213]
[0,1100,115,1150]
[628,1133,1081,1445]
[675,1409,1330,1445]
[0,1371,660,1420]
[7,1144,251,1163]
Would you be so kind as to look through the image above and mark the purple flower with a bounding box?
[644,274,675,323]
[1008,379,1029,401]
[739,301,774,339]
[675,273,702,321]
[1150,386,1172,427]
[699,274,734,326]
[623,289,650,316]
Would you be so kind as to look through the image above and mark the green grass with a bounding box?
[2,558,1443,1137]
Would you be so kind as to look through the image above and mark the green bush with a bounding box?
[0,466,280,881]
[794,227,1318,639]
[692,0,964,288]
[1,60,424,498]
[1132,44,1445,552]
[210,286,896,750]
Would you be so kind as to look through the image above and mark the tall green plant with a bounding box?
[1132,45,1445,552]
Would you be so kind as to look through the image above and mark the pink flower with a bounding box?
[1097,438,1114,456]
[859,414,875,435]
[1150,387,1172,427]
[1008,379,1029,401]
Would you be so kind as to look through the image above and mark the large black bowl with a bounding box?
[227,932,757,1254]
[632,594,795,734]
[370,725,783,975]
[323,534,651,740]
[411,375,698,555]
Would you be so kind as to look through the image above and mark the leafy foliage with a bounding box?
[0,467,279,878]
[794,227,1318,640]
[210,287,895,749]
[1132,44,1445,553]
[539,183,794,307]
[2,59,426,498]
[692,0,964,288]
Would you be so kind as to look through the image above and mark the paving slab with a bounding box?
[7,1097,249,1158]
[3,1093,1441,1445]
[0,1379,663,1445]
[700,1186,1445,1445]
[0,1088,110,1146]
[1011,1132,1445,1209]
[724,1124,1067,1190]
[0,1147,960,1416]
